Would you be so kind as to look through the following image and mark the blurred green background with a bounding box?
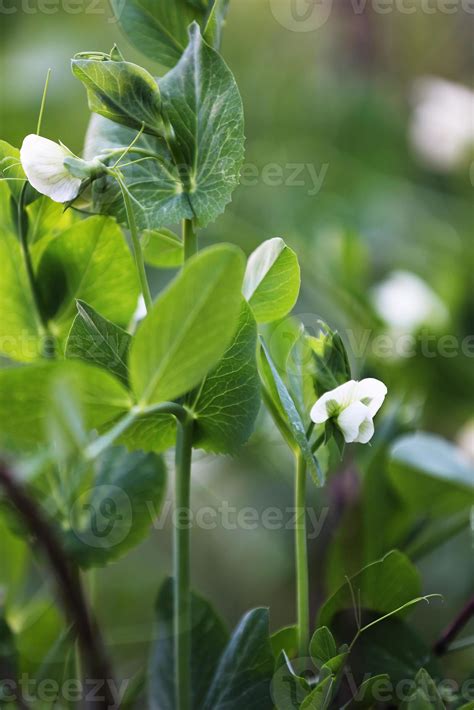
[0,0,473,687]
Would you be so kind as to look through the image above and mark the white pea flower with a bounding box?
[310,378,387,445]
[410,77,474,171]
[371,270,448,333]
[20,135,82,203]
[20,134,105,204]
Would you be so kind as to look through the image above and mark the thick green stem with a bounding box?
[174,415,194,710]
[115,172,153,311]
[183,219,197,261]
[295,452,309,657]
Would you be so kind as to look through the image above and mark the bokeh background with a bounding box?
[0,0,473,689]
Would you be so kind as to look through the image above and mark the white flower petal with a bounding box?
[354,416,375,444]
[337,401,371,443]
[310,380,357,423]
[354,378,387,417]
[20,134,81,203]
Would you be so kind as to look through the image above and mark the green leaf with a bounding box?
[37,216,140,343]
[0,361,132,453]
[344,617,441,687]
[130,244,244,405]
[72,57,165,137]
[389,432,474,518]
[308,321,352,396]
[142,228,183,268]
[115,411,177,454]
[85,24,244,229]
[148,578,229,710]
[0,228,42,362]
[270,625,298,659]
[405,669,445,710]
[300,675,334,710]
[259,340,324,486]
[202,608,274,710]
[318,550,421,629]
[204,0,231,49]
[110,0,206,69]
[27,196,78,265]
[310,627,337,668]
[0,140,26,203]
[66,300,132,386]
[63,447,166,568]
[341,674,390,709]
[243,238,301,324]
[191,300,261,454]
[272,651,311,709]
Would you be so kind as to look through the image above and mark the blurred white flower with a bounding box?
[410,77,474,171]
[371,270,448,332]
[457,420,474,464]
[20,134,82,203]
[310,378,387,444]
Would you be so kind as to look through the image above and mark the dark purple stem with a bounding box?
[0,461,116,708]
[434,596,474,656]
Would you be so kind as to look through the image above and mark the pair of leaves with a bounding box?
[110,0,230,69]
[82,24,244,229]
[0,244,249,459]
[148,579,274,709]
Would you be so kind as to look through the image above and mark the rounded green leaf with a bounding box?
[243,238,300,323]
[110,0,206,69]
[130,244,245,406]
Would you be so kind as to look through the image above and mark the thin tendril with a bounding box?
[112,123,145,169]
[36,68,52,135]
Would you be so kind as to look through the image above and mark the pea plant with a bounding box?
[0,2,473,709]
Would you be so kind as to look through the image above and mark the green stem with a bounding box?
[183,219,197,261]
[115,172,153,311]
[17,184,55,357]
[295,452,309,657]
[174,415,194,710]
